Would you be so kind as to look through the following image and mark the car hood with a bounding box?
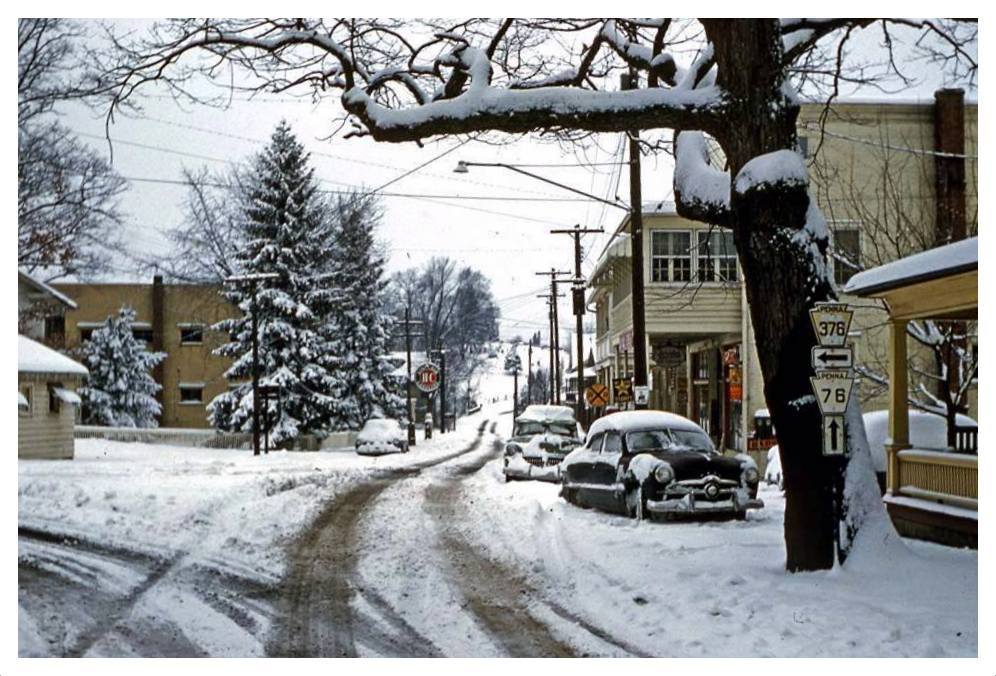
[628,450,743,482]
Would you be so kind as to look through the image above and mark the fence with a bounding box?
[75,425,251,449]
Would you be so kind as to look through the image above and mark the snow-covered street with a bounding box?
[19,393,977,657]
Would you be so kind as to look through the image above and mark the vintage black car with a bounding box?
[560,410,763,520]
[503,405,583,482]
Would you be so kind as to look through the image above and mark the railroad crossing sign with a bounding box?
[585,382,610,407]
[811,346,853,370]
[809,302,854,347]
[810,372,854,415]
[822,415,846,456]
[414,362,441,393]
[613,378,633,403]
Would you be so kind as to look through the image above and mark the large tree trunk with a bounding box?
[709,20,841,571]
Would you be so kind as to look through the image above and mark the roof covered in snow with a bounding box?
[587,410,703,438]
[844,237,977,296]
[516,404,576,424]
[18,270,78,309]
[18,335,88,376]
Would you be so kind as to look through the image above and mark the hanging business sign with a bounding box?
[414,362,441,393]
[613,378,633,403]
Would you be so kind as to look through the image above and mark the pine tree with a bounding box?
[322,192,406,428]
[79,306,166,427]
[208,121,341,444]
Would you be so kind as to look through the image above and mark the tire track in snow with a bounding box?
[423,437,651,657]
[267,420,490,658]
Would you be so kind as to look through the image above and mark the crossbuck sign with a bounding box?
[809,301,856,456]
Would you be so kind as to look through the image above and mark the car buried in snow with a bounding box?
[559,411,763,520]
[503,405,583,483]
[355,418,409,455]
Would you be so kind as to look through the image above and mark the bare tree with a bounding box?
[103,18,976,572]
[18,18,126,280]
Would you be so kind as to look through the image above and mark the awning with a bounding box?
[51,387,82,406]
[18,392,29,410]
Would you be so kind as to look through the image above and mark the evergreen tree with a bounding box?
[322,192,405,427]
[208,121,341,443]
[79,306,166,427]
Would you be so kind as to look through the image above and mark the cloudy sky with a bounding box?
[58,19,976,341]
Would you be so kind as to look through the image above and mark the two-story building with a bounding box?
[53,276,237,429]
[588,90,977,455]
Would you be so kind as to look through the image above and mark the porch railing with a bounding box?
[895,448,978,510]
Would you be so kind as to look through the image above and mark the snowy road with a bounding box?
[19,368,977,657]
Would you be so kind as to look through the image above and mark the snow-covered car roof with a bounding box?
[587,410,704,437]
[18,335,88,376]
[862,410,977,472]
[516,405,576,424]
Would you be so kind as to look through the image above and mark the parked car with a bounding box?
[503,405,583,483]
[560,410,763,520]
[355,418,409,455]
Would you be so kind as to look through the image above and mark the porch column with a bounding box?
[886,319,911,495]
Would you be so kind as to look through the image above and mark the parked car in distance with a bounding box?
[356,418,409,455]
[560,410,763,520]
[503,405,583,483]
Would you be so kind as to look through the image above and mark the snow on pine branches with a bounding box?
[79,306,166,428]
[208,121,401,443]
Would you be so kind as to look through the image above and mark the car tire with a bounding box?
[627,485,646,521]
[735,510,748,521]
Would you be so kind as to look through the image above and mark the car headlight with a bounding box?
[653,464,674,484]
[505,442,522,456]
[744,467,759,484]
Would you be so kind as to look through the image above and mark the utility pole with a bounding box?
[536,293,555,403]
[527,341,533,406]
[437,347,448,434]
[536,269,570,405]
[622,71,649,409]
[513,362,520,420]
[398,308,423,447]
[551,224,604,424]
[225,272,280,456]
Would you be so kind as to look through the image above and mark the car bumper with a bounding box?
[646,488,764,515]
[356,443,405,455]
[503,457,562,482]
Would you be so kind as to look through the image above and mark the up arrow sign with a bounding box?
[822,415,846,456]
[811,346,853,371]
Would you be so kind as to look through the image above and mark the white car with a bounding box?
[356,418,409,455]
[503,405,583,482]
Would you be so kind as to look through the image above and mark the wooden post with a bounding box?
[886,319,911,494]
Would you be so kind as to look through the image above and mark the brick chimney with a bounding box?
[152,274,166,390]
[934,88,966,246]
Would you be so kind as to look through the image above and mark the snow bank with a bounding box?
[862,409,977,472]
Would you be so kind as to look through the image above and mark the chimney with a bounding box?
[934,88,966,246]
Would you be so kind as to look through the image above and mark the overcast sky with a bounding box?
[58,19,977,342]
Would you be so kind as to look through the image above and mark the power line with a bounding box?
[801,122,979,160]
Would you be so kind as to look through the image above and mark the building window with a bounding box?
[44,315,65,345]
[179,324,204,345]
[797,136,809,158]
[80,327,95,342]
[651,230,692,283]
[696,230,738,282]
[832,227,862,286]
[179,384,204,404]
[20,386,32,416]
[48,382,63,413]
[132,327,154,344]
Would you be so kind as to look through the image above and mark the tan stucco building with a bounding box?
[53,277,237,429]
[587,91,977,459]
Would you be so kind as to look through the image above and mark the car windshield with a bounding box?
[364,420,396,431]
[625,428,715,454]
[514,420,576,437]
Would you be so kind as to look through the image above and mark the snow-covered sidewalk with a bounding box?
[450,457,978,657]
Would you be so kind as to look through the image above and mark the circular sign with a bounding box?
[653,345,685,369]
[414,362,441,393]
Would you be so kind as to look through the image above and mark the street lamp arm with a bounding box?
[459,161,630,211]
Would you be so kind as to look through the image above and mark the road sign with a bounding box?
[613,378,633,403]
[810,372,854,415]
[811,345,854,370]
[809,302,854,347]
[634,385,650,406]
[414,362,441,393]
[585,382,610,407]
[822,415,846,456]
